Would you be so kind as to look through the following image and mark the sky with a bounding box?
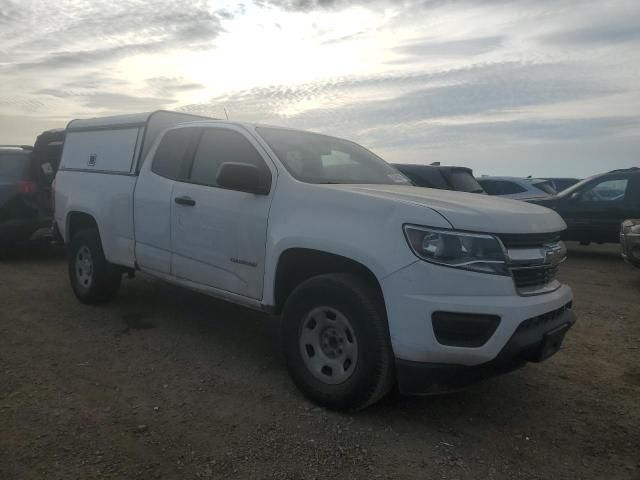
[0,0,638,177]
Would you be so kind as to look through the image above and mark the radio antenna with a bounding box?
[223,107,230,120]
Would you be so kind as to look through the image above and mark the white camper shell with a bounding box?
[61,110,214,175]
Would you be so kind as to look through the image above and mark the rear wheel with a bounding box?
[282,273,394,411]
[68,228,121,304]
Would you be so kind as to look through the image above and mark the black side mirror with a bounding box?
[216,162,270,195]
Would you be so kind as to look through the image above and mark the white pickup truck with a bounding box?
[54,110,576,410]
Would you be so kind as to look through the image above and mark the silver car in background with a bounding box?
[478,176,557,201]
[621,219,640,269]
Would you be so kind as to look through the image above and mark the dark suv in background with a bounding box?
[0,129,65,248]
[531,168,640,244]
[0,146,51,246]
[393,163,486,193]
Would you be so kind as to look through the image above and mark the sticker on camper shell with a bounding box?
[88,154,97,167]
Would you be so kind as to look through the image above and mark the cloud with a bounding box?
[0,1,226,70]
[80,93,174,110]
[0,0,23,25]
[394,36,504,58]
[256,0,563,12]
[37,89,174,112]
[146,77,206,96]
[446,116,640,141]
[254,0,375,11]
[542,20,640,46]
[179,60,617,142]
[362,115,640,151]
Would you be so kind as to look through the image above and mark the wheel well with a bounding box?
[67,212,98,242]
[273,248,383,314]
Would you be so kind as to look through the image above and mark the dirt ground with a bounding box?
[1,243,638,479]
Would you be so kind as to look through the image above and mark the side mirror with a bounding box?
[216,162,270,195]
[570,191,581,201]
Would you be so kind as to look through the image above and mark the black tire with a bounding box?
[68,228,121,304]
[282,273,395,411]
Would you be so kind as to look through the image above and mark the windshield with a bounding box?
[256,127,411,185]
[556,174,600,198]
[0,153,30,179]
[448,169,485,193]
[531,180,557,195]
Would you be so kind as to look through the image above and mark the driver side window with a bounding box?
[189,128,270,188]
[578,178,628,202]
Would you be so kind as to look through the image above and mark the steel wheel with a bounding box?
[299,306,359,385]
[75,245,93,289]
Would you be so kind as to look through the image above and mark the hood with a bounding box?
[328,184,567,234]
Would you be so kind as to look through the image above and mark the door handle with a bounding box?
[174,196,196,206]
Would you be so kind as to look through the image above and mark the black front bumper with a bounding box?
[396,304,576,395]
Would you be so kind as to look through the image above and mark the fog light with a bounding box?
[432,312,501,347]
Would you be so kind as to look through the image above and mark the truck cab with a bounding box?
[55,111,576,410]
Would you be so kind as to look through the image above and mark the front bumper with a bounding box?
[396,305,576,394]
[382,260,574,365]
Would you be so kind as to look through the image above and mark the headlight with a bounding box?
[403,225,509,275]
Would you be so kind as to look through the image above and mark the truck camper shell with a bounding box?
[61,110,215,175]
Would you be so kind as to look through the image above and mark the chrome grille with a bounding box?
[499,231,565,294]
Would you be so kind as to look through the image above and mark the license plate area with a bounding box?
[535,323,570,362]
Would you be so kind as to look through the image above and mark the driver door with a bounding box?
[170,125,275,299]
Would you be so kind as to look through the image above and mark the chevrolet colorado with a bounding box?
[54,111,576,410]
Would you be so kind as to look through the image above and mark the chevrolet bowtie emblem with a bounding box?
[542,242,567,266]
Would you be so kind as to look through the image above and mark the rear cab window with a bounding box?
[151,128,199,180]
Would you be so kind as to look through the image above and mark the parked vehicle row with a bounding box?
[393,164,638,248]
[532,168,640,245]
[53,111,576,410]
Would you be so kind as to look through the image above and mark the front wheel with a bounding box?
[68,228,121,304]
[282,273,395,411]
